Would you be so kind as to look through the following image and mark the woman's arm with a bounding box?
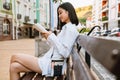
[47,28,79,58]
[41,31,52,39]
[33,23,52,39]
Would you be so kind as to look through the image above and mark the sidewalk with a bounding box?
[0,39,35,80]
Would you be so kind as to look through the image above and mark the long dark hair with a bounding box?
[57,2,79,30]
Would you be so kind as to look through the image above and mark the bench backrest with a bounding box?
[69,34,120,80]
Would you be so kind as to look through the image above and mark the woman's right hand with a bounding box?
[41,31,52,39]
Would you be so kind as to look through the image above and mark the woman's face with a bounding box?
[58,8,70,23]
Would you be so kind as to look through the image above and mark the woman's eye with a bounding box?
[59,12,62,15]
[59,11,63,14]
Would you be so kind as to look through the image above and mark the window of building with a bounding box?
[118,4,120,17]
[3,18,10,36]
[118,20,120,28]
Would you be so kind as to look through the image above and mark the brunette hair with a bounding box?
[57,2,79,30]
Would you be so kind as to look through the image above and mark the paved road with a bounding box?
[0,39,35,80]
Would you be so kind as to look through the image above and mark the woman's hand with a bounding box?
[41,31,52,39]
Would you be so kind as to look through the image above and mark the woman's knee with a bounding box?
[10,62,21,73]
[10,54,17,63]
[10,54,21,63]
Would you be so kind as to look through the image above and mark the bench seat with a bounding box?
[19,72,64,80]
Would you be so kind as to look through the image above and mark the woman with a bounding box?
[10,2,79,80]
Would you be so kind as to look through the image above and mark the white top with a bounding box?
[38,22,79,76]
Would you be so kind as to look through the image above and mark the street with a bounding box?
[0,39,35,80]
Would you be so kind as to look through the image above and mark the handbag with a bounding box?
[51,49,64,76]
[51,59,64,76]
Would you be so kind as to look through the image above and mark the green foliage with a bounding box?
[85,28,91,32]
[78,27,91,33]
[79,18,86,25]
[102,16,108,21]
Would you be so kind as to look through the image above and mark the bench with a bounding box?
[75,35,120,80]
[20,33,120,80]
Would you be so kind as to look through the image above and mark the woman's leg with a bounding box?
[10,62,31,80]
[10,53,42,80]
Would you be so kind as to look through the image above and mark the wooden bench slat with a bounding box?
[66,57,76,80]
[56,76,64,80]
[45,77,54,80]
[19,72,36,80]
[34,73,44,80]
[71,47,95,80]
[45,76,64,80]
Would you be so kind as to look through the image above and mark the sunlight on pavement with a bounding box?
[0,39,35,80]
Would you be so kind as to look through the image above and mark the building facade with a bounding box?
[0,0,61,40]
[92,0,120,30]
[0,0,13,41]
[50,0,61,30]
[14,0,38,39]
